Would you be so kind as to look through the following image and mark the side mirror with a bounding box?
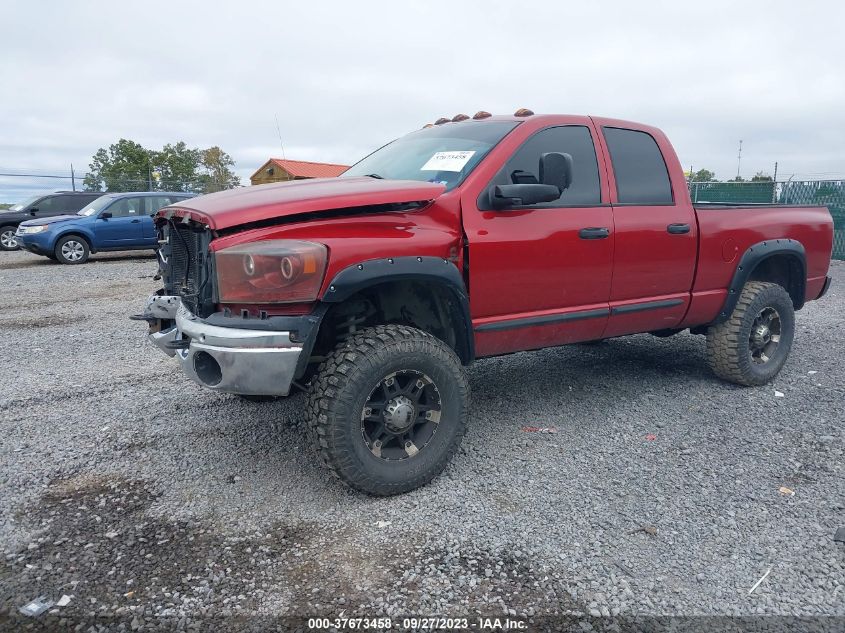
[490,184,561,209]
[100,211,113,219]
[29,209,37,216]
[539,152,573,190]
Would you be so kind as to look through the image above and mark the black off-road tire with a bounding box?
[306,324,469,496]
[0,225,19,251]
[54,234,90,264]
[706,281,795,386]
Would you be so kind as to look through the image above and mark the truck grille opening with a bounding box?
[161,221,212,316]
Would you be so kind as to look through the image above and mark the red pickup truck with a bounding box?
[139,110,833,495]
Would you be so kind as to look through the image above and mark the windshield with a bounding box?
[77,195,114,216]
[8,195,44,212]
[343,120,519,191]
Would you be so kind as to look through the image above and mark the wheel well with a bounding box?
[747,254,805,308]
[313,280,473,365]
[55,232,92,252]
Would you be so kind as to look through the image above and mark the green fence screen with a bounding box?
[689,180,845,260]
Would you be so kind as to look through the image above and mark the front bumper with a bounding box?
[15,230,52,256]
[145,296,304,396]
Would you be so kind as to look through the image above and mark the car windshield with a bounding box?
[343,120,519,191]
[77,195,113,216]
[8,195,44,212]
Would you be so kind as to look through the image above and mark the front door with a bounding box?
[95,196,144,247]
[462,124,614,357]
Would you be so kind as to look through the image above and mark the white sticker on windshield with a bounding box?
[420,151,476,172]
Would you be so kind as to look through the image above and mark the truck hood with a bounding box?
[163,177,447,230]
[19,214,80,227]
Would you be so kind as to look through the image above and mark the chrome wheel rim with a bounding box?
[749,306,781,365]
[361,370,442,461]
[0,229,16,249]
[61,240,85,261]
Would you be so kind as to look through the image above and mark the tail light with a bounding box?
[215,240,327,304]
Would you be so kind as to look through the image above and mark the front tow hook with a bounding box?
[165,339,190,350]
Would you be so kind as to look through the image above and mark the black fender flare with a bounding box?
[322,256,475,363]
[712,238,806,324]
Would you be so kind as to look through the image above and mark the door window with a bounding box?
[148,196,177,215]
[106,197,143,218]
[32,196,59,215]
[603,127,673,204]
[73,194,102,211]
[486,126,601,207]
[60,195,98,213]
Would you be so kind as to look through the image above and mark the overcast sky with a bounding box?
[1,0,843,201]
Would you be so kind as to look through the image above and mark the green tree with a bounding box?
[84,139,240,193]
[83,139,153,192]
[751,171,773,182]
[728,176,746,182]
[198,146,241,193]
[153,142,201,192]
[690,168,716,182]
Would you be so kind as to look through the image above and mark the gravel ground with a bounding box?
[0,249,843,631]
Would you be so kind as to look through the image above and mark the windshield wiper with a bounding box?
[363,173,384,179]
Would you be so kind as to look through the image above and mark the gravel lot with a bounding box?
[1,249,843,630]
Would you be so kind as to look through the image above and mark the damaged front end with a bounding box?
[134,215,305,397]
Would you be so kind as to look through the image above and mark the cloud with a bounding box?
[0,0,843,200]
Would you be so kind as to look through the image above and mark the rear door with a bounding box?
[94,196,145,247]
[596,122,697,337]
[462,123,614,356]
[142,196,180,244]
[62,194,102,214]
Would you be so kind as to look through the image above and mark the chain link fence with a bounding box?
[3,171,843,260]
[689,180,845,260]
[0,170,240,206]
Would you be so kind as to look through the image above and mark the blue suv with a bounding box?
[16,192,195,264]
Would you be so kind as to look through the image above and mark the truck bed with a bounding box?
[689,204,833,324]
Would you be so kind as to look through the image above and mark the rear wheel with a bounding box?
[307,325,469,496]
[706,281,795,386]
[0,225,19,251]
[55,235,90,264]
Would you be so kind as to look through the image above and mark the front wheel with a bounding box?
[706,281,795,386]
[307,325,469,496]
[0,225,19,251]
[55,235,90,264]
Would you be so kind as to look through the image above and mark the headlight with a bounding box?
[215,240,328,304]
[19,225,49,234]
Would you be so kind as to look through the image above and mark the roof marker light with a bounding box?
[434,117,450,125]
[514,108,534,117]
[473,111,492,120]
[451,113,469,122]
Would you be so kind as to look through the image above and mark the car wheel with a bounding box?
[706,281,795,386]
[55,235,90,264]
[307,324,469,496]
[0,225,19,251]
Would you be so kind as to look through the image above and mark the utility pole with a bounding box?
[736,140,743,180]
[772,162,778,203]
[70,163,76,191]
